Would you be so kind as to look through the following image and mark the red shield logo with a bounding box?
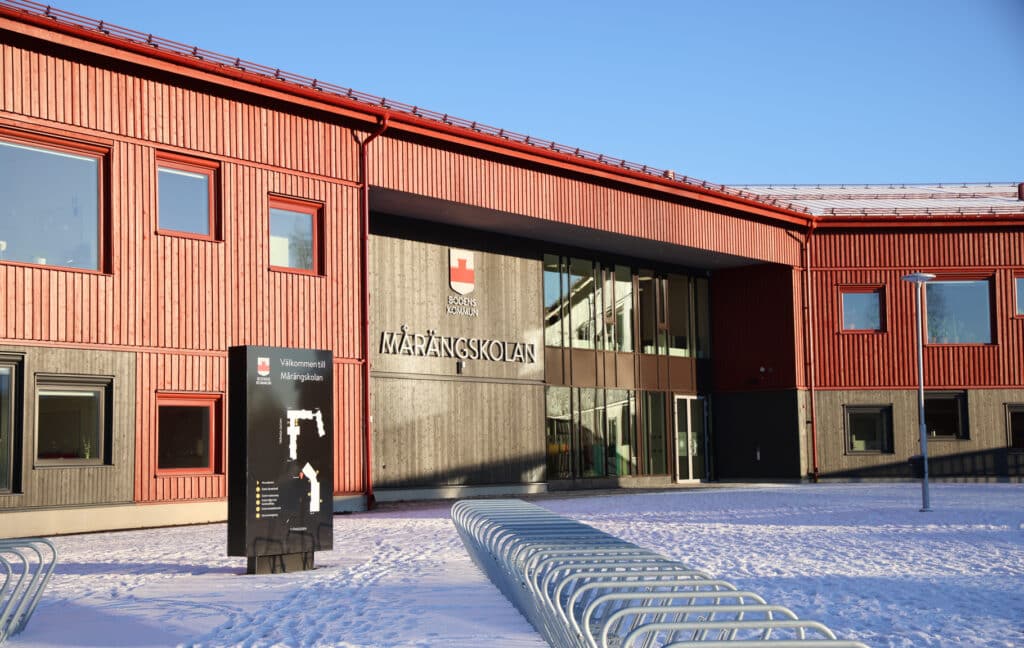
[449,249,475,295]
[257,357,270,377]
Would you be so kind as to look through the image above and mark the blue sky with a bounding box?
[51,0,1023,185]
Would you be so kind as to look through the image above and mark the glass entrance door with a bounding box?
[674,395,706,481]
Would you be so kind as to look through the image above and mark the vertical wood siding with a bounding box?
[0,39,367,502]
[373,137,804,267]
[812,229,1024,389]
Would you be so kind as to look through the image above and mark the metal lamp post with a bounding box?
[902,272,936,512]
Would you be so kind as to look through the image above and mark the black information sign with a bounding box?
[227,345,334,573]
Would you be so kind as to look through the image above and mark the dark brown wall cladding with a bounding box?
[0,345,135,510]
[711,264,804,392]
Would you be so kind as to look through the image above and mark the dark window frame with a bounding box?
[34,373,113,467]
[1007,403,1024,451]
[843,404,894,454]
[0,126,109,275]
[924,391,969,440]
[0,353,24,493]
[839,285,886,333]
[155,151,220,241]
[155,392,222,476]
[268,195,323,276]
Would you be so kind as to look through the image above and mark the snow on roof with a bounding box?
[732,182,1024,217]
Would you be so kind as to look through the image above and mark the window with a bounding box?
[845,405,894,453]
[1016,276,1024,317]
[157,153,217,238]
[667,274,691,356]
[157,394,220,473]
[543,255,566,347]
[926,279,992,344]
[924,392,968,440]
[268,197,321,274]
[1007,405,1024,451]
[568,258,597,350]
[841,287,884,331]
[0,133,103,271]
[0,356,21,492]
[36,375,111,465]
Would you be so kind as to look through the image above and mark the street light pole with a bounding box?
[903,272,936,512]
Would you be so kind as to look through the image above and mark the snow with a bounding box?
[8,483,1024,647]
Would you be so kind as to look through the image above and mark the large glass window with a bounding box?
[926,279,992,344]
[1016,277,1024,317]
[605,389,634,476]
[637,270,664,354]
[613,266,634,352]
[545,387,572,480]
[157,394,219,473]
[0,362,15,492]
[924,392,968,439]
[568,258,598,350]
[845,405,894,453]
[269,197,320,273]
[842,288,884,331]
[641,392,668,475]
[0,137,101,271]
[36,377,110,465]
[157,154,216,237]
[543,255,566,347]
[545,387,636,480]
[577,388,604,477]
[667,274,691,356]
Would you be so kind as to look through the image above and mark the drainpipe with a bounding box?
[802,223,819,482]
[359,117,389,509]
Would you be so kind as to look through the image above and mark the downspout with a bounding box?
[802,222,819,482]
[359,117,389,509]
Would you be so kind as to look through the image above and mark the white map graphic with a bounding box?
[285,408,327,514]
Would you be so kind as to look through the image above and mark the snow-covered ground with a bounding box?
[8,483,1024,647]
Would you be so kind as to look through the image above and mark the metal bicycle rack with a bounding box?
[451,500,868,648]
[0,538,57,644]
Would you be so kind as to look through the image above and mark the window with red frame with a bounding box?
[157,153,218,239]
[840,287,884,332]
[157,394,221,473]
[0,132,105,271]
[1016,276,1024,317]
[268,197,321,274]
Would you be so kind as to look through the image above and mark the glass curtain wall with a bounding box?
[543,255,710,480]
[545,386,636,480]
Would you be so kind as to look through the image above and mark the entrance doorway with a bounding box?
[674,395,706,481]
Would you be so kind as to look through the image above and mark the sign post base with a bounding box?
[247,551,315,575]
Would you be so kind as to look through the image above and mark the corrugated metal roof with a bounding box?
[733,183,1024,217]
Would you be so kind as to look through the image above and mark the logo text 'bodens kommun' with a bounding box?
[447,249,479,317]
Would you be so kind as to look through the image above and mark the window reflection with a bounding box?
[0,366,11,492]
[926,280,992,344]
[0,140,99,270]
[542,255,709,359]
[568,258,598,350]
[543,254,565,347]
[667,274,691,356]
[614,266,634,352]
